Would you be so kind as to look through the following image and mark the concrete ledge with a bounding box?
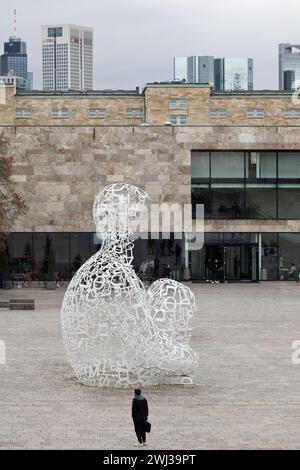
[9,299,35,310]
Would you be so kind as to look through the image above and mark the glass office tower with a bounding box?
[174,56,253,90]
[279,44,300,91]
[0,36,30,88]
[214,58,254,91]
[174,56,214,86]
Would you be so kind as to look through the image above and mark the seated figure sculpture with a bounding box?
[61,183,198,387]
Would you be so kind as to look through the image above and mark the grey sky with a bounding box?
[1,0,299,90]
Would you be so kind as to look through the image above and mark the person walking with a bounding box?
[132,388,149,447]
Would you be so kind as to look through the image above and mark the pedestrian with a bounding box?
[288,263,297,280]
[165,265,172,279]
[212,259,220,284]
[205,258,212,283]
[132,388,149,447]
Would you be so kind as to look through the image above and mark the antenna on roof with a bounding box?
[13,9,17,37]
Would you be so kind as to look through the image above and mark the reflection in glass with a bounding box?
[278,233,300,280]
[260,233,278,280]
[70,233,90,275]
[278,152,300,178]
[192,185,210,218]
[211,184,244,218]
[211,152,244,178]
[191,151,209,178]
[278,186,300,218]
[245,185,277,218]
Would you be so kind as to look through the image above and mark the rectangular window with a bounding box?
[278,185,300,218]
[192,185,210,218]
[51,109,69,119]
[179,99,187,109]
[210,109,227,119]
[278,152,300,178]
[211,183,245,219]
[245,184,277,219]
[169,99,177,109]
[169,115,177,125]
[246,109,265,118]
[179,115,187,125]
[88,108,106,119]
[283,109,300,119]
[126,109,143,118]
[15,109,32,119]
[191,151,210,178]
[211,152,244,178]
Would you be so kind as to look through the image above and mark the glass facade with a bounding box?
[1,232,300,283]
[214,58,253,91]
[0,37,28,80]
[279,44,300,91]
[192,150,300,220]
[2,233,186,283]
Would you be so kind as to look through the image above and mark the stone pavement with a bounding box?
[0,283,300,449]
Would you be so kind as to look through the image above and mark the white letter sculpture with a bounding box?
[61,183,198,387]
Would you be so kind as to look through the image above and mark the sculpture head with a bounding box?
[93,183,149,238]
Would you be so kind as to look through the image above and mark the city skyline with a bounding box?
[1,0,300,90]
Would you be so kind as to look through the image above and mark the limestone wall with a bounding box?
[1,125,300,233]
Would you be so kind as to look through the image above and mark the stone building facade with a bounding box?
[1,82,300,281]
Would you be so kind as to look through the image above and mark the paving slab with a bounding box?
[0,283,300,449]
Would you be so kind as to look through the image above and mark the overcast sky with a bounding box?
[1,0,300,90]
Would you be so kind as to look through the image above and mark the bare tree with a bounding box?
[0,131,25,251]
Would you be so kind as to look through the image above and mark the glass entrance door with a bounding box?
[224,245,258,281]
[190,242,259,282]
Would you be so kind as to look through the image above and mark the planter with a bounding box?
[46,281,57,290]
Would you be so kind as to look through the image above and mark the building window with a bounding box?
[15,109,32,119]
[169,99,188,110]
[246,109,265,118]
[51,109,69,119]
[283,109,300,119]
[88,108,106,119]
[210,109,227,119]
[169,115,188,125]
[278,152,300,178]
[126,109,143,118]
[169,99,177,110]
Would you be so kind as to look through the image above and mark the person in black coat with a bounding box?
[132,388,149,447]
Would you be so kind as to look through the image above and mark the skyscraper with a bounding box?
[279,43,300,91]
[214,58,253,91]
[42,24,93,91]
[0,11,32,90]
[173,57,187,81]
[173,56,214,86]
[173,56,253,90]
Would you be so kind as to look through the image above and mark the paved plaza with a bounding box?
[0,282,300,449]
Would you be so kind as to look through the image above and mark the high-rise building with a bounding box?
[174,56,214,86]
[173,57,188,81]
[279,43,300,91]
[42,24,93,91]
[0,11,32,90]
[173,56,253,90]
[214,58,253,91]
